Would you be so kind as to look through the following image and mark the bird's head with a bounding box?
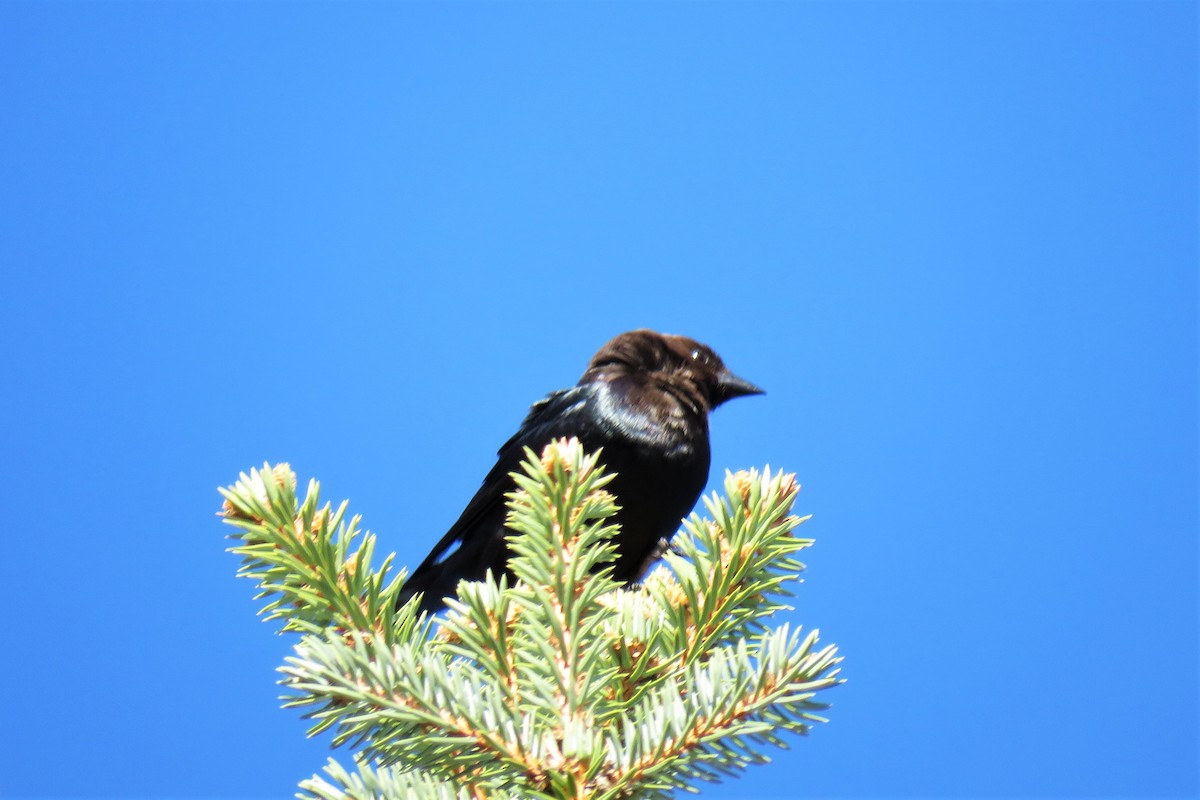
[583,329,764,412]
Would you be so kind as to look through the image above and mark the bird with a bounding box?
[397,329,763,614]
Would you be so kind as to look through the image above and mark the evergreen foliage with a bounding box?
[220,438,841,799]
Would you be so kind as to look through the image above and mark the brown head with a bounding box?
[580,329,763,415]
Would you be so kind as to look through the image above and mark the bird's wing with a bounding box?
[406,386,595,577]
[500,384,596,457]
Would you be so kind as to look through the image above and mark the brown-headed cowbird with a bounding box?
[398,329,763,614]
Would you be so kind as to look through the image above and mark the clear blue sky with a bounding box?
[0,3,1194,798]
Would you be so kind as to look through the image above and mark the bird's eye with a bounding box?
[690,349,702,361]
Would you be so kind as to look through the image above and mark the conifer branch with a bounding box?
[219,464,412,642]
[220,440,842,798]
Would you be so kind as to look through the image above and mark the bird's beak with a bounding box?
[717,370,765,402]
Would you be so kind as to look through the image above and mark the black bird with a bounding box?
[398,329,763,613]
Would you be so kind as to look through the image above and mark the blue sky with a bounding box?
[0,3,1195,798]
